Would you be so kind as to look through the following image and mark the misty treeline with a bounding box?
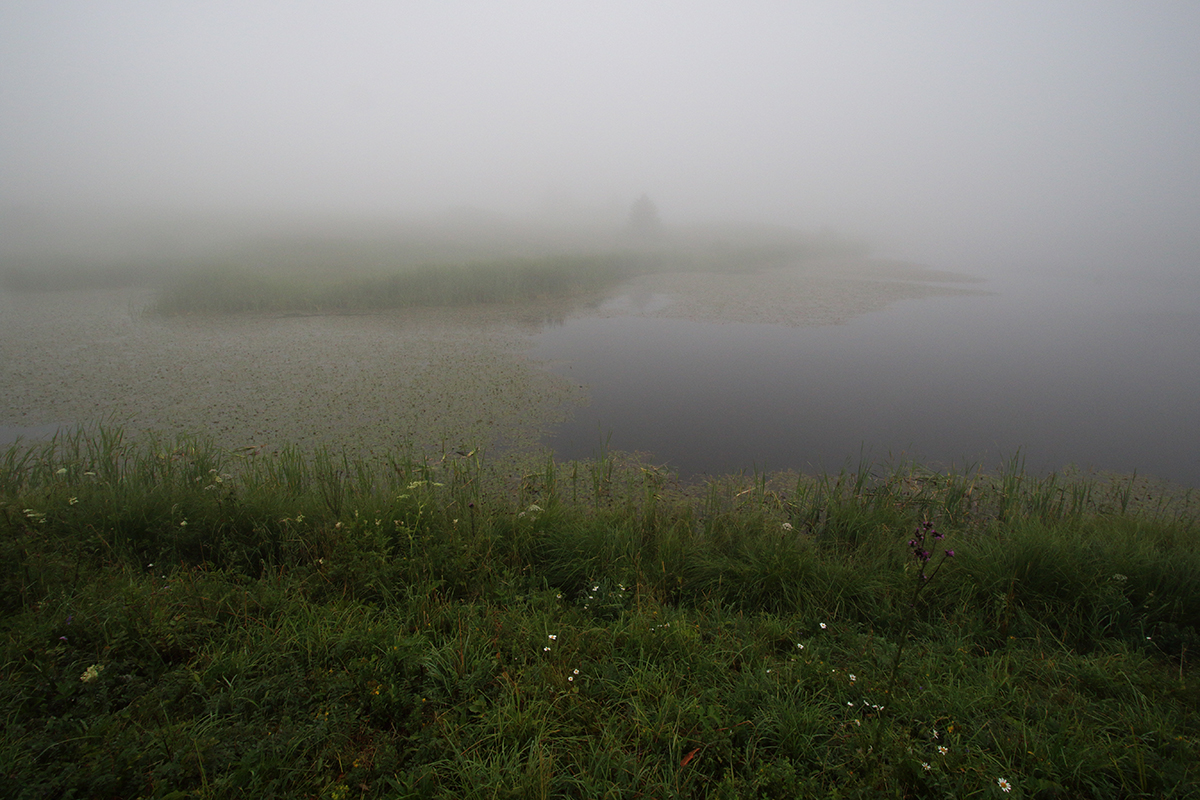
[0,207,867,314]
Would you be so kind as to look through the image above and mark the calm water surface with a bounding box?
[529,268,1200,486]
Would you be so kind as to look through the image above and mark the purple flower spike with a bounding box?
[946,550,955,558]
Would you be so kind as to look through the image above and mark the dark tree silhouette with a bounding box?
[627,193,662,239]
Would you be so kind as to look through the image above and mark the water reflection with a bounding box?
[530,270,1200,486]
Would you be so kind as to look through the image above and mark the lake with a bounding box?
[529,265,1200,487]
[3,260,1197,489]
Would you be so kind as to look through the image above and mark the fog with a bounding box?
[3,2,1199,278]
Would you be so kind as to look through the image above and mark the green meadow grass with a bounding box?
[2,427,1197,798]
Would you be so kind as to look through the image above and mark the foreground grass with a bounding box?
[2,428,1197,798]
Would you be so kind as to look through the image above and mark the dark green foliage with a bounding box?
[2,428,1198,798]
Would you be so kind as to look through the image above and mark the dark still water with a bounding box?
[529,268,1200,486]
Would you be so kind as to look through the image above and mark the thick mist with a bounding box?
[2,2,1198,278]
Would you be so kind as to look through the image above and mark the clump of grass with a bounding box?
[2,426,1197,798]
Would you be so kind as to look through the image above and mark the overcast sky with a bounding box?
[2,2,1198,272]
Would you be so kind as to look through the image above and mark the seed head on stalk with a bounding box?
[871,520,956,756]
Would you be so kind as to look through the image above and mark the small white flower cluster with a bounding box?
[79,664,104,683]
[517,504,543,519]
[846,699,885,712]
[543,634,557,652]
[203,468,233,489]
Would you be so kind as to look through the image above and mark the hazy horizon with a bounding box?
[3,2,1199,278]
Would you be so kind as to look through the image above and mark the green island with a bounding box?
[2,426,1196,799]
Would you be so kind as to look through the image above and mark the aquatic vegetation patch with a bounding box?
[0,287,586,462]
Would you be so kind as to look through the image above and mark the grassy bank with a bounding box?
[2,427,1197,798]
